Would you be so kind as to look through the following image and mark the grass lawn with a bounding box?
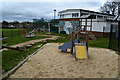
[2,29,51,45]
[50,33,109,48]
[2,29,24,37]
[2,42,43,73]
[6,35,51,46]
[88,37,109,48]
[2,29,21,31]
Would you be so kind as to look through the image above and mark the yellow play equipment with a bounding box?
[75,42,89,59]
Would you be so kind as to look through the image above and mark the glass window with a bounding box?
[81,13,88,16]
[91,15,96,19]
[97,15,103,19]
[72,13,79,17]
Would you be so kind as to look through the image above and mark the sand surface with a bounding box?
[10,43,118,78]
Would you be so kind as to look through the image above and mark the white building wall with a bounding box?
[104,21,111,32]
[59,9,115,33]
[104,22,118,32]
[92,21,106,32]
[80,19,107,32]
[63,20,108,33]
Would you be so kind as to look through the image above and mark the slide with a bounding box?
[58,39,79,51]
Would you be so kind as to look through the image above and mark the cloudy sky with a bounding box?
[1,0,107,22]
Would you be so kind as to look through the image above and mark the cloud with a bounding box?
[1,0,107,2]
[2,2,103,22]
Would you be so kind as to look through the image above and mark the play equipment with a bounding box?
[0,37,8,41]
[58,15,95,60]
[0,37,8,49]
[25,29,36,38]
[75,42,89,59]
[25,33,35,38]
[58,39,79,51]
[59,31,89,60]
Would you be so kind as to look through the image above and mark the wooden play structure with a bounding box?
[58,15,96,59]
[25,29,36,38]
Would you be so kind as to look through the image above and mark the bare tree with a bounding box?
[100,1,120,15]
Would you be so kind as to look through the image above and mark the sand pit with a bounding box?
[10,43,118,78]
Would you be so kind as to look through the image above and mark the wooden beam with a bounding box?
[2,46,23,51]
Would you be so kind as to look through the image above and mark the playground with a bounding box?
[1,13,119,79]
[1,28,119,79]
[10,43,118,78]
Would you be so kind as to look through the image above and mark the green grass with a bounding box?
[2,29,24,37]
[1,29,51,45]
[2,29,22,31]
[48,33,109,48]
[6,35,51,46]
[88,37,109,48]
[2,42,43,73]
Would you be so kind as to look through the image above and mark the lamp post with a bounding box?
[54,9,56,20]
[48,22,50,33]
[54,9,56,32]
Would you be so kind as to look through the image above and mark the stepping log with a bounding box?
[26,45,32,48]
[42,40,47,43]
[30,43,35,45]
[2,46,23,51]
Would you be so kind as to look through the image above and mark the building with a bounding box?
[58,9,115,37]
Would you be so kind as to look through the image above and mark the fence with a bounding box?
[109,23,120,53]
[2,29,22,38]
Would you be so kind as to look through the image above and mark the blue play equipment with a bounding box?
[58,39,79,51]
[0,37,8,40]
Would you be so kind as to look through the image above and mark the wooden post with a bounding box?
[103,26,105,37]
[80,19,82,31]
[77,31,80,41]
[70,32,74,54]
[86,31,89,59]
[118,5,120,52]
[2,31,4,38]
[85,19,87,31]
[108,24,113,49]
[90,19,92,31]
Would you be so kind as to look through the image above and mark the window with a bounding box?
[72,13,79,17]
[97,15,103,19]
[91,15,96,19]
[104,16,107,19]
[81,13,88,16]
[60,15,62,18]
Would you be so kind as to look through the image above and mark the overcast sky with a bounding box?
[1,0,107,22]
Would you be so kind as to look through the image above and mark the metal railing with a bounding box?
[109,24,120,53]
